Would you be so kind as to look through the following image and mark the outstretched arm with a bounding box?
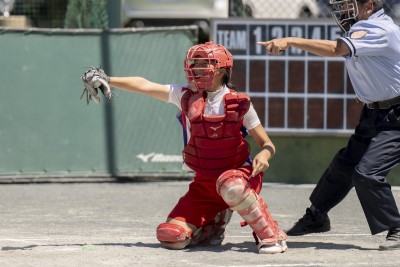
[109,77,170,102]
[248,124,276,177]
[257,37,350,57]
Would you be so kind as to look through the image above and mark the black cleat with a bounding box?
[379,228,400,251]
[286,208,331,236]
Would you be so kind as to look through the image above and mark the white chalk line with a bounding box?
[0,233,383,244]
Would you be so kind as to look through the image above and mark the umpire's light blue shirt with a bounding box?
[338,9,400,103]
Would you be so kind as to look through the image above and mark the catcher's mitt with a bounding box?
[80,67,113,105]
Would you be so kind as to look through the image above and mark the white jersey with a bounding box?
[338,9,400,103]
[167,84,261,130]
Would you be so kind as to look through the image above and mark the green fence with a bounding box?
[1,26,399,185]
[0,27,197,180]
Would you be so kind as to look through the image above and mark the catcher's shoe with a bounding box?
[286,208,331,236]
[379,227,400,251]
[207,208,233,245]
[259,240,288,254]
[192,209,233,246]
[258,228,288,254]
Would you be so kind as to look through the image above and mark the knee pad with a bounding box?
[216,169,285,244]
[156,223,192,250]
[216,169,256,210]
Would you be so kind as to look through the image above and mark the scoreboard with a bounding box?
[211,19,363,135]
[213,20,344,56]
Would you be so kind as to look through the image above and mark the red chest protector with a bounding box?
[181,89,251,177]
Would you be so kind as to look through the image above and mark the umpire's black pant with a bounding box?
[310,104,400,235]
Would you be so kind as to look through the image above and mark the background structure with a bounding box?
[1,0,399,184]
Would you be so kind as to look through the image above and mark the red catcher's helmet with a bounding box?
[184,41,233,93]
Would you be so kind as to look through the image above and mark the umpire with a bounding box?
[258,0,400,250]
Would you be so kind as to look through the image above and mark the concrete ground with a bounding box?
[0,181,399,267]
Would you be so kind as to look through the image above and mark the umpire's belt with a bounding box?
[366,95,400,109]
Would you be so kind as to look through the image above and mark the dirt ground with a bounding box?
[0,181,399,267]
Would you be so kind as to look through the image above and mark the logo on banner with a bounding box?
[137,153,183,163]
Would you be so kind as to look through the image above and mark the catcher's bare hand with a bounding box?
[80,67,113,105]
[257,39,288,55]
[251,152,270,177]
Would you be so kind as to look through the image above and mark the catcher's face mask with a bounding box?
[184,41,233,93]
[330,0,361,33]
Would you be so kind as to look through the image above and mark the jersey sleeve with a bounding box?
[167,84,187,110]
[338,21,393,58]
[243,103,261,130]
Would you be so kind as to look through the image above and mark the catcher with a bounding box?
[81,41,287,254]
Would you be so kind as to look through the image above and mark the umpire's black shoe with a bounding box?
[286,208,331,236]
[379,227,400,251]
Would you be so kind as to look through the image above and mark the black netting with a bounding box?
[64,0,108,29]
[1,0,109,28]
[8,0,68,28]
[1,0,399,29]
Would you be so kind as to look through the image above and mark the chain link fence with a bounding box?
[0,0,108,28]
[64,0,108,29]
[2,0,68,28]
[233,0,400,19]
[1,0,399,29]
